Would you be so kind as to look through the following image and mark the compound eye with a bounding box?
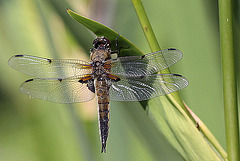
[104,38,111,45]
[92,37,111,49]
[94,42,102,48]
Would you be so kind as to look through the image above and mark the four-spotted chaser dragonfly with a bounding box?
[8,36,188,153]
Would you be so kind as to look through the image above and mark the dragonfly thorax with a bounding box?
[91,61,107,76]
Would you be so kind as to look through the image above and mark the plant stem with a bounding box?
[185,103,228,159]
[132,0,191,119]
[219,0,240,160]
[132,0,160,52]
[132,0,228,159]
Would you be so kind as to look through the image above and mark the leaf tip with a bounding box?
[67,8,73,14]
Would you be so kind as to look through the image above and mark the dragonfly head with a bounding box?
[93,36,111,51]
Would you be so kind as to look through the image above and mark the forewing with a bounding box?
[20,77,95,103]
[108,48,182,76]
[109,74,188,101]
[8,55,92,78]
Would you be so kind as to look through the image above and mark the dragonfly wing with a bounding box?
[108,48,182,76]
[8,55,92,78]
[109,74,188,101]
[20,76,95,103]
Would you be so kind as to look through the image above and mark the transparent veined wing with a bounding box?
[20,76,95,103]
[107,48,182,77]
[8,55,92,78]
[109,74,188,101]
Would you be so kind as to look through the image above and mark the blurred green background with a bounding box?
[0,0,235,160]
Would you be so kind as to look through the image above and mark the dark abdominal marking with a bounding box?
[47,59,52,63]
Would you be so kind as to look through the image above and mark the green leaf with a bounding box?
[67,8,227,160]
[67,9,143,57]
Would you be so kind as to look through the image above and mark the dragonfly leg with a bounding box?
[110,34,120,55]
[111,34,130,57]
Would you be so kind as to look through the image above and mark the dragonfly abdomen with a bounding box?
[96,79,110,153]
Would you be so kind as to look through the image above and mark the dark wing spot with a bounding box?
[47,59,52,63]
[58,78,63,82]
[15,55,24,57]
[115,78,121,82]
[141,55,145,59]
[168,48,176,50]
[140,75,145,79]
[173,74,182,77]
[25,79,34,82]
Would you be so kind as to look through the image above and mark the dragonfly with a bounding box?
[8,36,189,153]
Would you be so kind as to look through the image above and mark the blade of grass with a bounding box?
[131,0,190,117]
[132,0,227,159]
[184,103,227,159]
[132,0,192,119]
[67,9,143,57]
[218,0,240,160]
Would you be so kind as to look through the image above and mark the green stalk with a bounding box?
[132,0,228,159]
[131,0,189,116]
[131,1,160,52]
[219,0,240,160]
